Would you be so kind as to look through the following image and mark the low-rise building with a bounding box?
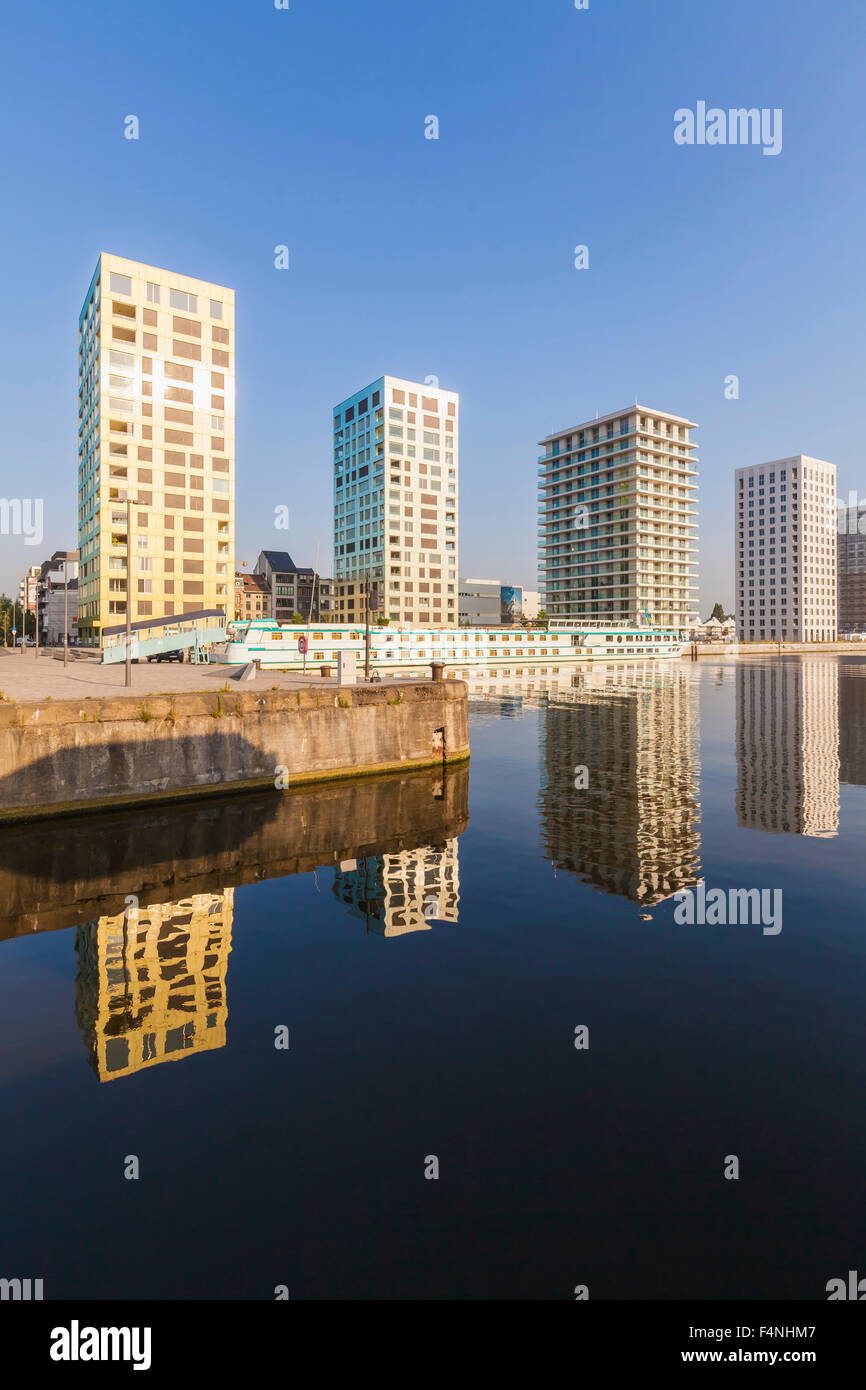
[254,550,334,623]
[39,550,79,643]
[458,577,501,627]
[234,571,271,622]
[459,579,537,627]
[522,590,540,621]
[689,614,736,642]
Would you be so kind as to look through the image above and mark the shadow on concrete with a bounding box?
[0,729,282,819]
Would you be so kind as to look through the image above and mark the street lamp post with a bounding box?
[63,558,69,668]
[34,573,39,661]
[364,571,371,679]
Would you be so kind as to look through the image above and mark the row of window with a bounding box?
[109,270,226,319]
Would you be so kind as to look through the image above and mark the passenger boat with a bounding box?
[216,619,688,672]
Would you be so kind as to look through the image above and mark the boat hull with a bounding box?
[216,623,688,672]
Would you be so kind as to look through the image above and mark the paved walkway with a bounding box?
[0,648,355,701]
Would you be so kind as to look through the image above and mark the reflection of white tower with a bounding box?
[333,841,460,936]
[736,660,839,837]
[380,842,460,935]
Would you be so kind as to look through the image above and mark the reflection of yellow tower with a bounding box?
[333,841,460,936]
[75,891,233,1081]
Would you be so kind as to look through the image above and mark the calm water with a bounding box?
[1,654,865,1300]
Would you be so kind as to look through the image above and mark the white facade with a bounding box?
[735,456,837,641]
[333,375,459,627]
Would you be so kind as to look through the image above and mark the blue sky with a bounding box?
[1,0,864,612]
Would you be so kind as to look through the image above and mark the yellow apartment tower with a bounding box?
[76,253,235,644]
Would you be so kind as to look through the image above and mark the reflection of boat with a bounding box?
[457,660,685,704]
[215,619,688,672]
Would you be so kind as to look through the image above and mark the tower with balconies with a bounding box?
[537,406,699,629]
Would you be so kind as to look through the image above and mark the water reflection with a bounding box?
[0,767,469,943]
[0,767,469,1082]
[0,657,860,1087]
[333,841,461,935]
[736,659,840,836]
[536,663,702,903]
[74,892,233,1082]
[839,663,866,787]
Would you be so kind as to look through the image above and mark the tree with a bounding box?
[289,612,305,625]
[709,602,727,623]
[0,593,34,644]
[534,609,549,630]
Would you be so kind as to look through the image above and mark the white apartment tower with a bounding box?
[537,405,699,628]
[333,376,459,626]
[735,456,837,642]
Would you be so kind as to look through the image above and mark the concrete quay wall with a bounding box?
[0,680,469,822]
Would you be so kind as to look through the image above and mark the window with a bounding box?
[109,272,132,295]
[170,289,198,312]
[210,299,223,319]
[212,479,230,494]
[211,415,224,430]
[146,282,160,303]
[173,315,201,338]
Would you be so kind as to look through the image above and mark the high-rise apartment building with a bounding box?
[77,253,235,645]
[837,497,866,633]
[333,376,458,626]
[537,406,698,628]
[735,456,837,642]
